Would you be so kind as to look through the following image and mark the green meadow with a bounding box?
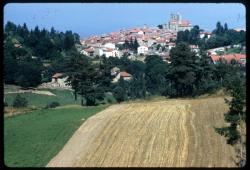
[4,105,107,167]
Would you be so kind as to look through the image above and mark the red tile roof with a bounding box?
[210,54,246,64]
[120,71,132,77]
[85,48,94,53]
[52,73,64,78]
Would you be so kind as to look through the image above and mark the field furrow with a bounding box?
[47,98,236,167]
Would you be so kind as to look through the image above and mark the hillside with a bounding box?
[47,97,237,167]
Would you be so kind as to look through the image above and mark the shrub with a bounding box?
[12,94,28,108]
[45,101,60,109]
[112,86,126,103]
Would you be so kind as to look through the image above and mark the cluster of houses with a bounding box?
[80,26,178,60]
[79,13,215,62]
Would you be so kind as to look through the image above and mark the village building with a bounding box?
[51,73,70,87]
[137,46,149,55]
[199,31,212,39]
[168,13,193,32]
[112,71,133,83]
[210,54,246,65]
[80,47,95,57]
[94,48,104,56]
[14,43,22,48]
[39,73,71,89]
[104,42,116,49]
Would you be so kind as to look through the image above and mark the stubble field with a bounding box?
[47,97,236,167]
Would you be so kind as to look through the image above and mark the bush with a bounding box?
[45,101,60,109]
[12,94,28,108]
[112,86,126,103]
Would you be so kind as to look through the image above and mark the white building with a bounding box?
[94,48,104,56]
[111,49,121,58]
[51,73,71,88]
[80,49,89,56]
[104,43,116,49]
[138,30,144,35]
[199,32,212,39]
[168,13,193,32]
[102,48,121,58]
[137,46,149,55]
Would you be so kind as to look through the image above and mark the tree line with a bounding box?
[176,22,246,50]
[4,21,81,87]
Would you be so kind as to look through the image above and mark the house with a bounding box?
[103,48,113,57]
[94,48,104,56]
[51,73,71,88]
[102,48,120,58]
[14,43,22,48]
[138,30,144,35]
[104,43,116,49]
[38,73,71,89]
[137,46,149,55]
[112,71,132,83]
[112,49,121,58]
[199,32,212,39]
[210,54,246,65]
[80,47,95,57]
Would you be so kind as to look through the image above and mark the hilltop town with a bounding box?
[79,13,245,65]
[80,13,195,61]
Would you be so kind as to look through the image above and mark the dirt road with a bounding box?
[47,97,236,167]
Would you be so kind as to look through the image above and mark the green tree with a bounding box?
[12,94,28,108]
[215,77,245,145]
[112,86,126,102]
[224,23,228,32]
[169,42,198,97]
[145,55,168,95]
[157,24,163,29]
[15,58,43,88]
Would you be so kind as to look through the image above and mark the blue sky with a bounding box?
[4,3,246,38]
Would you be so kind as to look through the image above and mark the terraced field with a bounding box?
[47,97,236,167]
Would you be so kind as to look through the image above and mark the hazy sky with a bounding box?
[4,3,246,38]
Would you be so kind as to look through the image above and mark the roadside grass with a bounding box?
[4,105,107,167]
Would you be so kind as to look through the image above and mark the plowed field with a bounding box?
[47,97,236,167]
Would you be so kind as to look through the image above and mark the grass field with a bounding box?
[4,85,116,108]
[4,89,81,108]
[4,105,107,167]
[48,97,237,167]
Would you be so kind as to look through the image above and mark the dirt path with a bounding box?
[47,98,236,167]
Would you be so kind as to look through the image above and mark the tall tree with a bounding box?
[169,42,199,97]
[224,22,228,32]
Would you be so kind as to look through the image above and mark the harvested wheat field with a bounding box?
[47,97,236,167]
